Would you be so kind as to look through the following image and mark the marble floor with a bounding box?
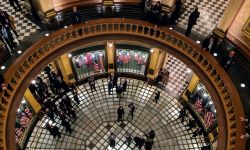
[26,78,209,150]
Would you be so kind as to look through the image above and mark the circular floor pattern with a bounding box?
[26,78,208,150]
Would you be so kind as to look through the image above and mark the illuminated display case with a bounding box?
[116,45,149,75]
[15,98,36,149]
[189,82,217,130]
[71,46,106,80]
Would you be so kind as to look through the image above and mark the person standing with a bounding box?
[117,106,124,123]
[178,106,187,123]
[122,78,128,92]
[128,103,135,119]
[116,85,123,99]
[144,139,154,150]
[109,132,116,148]
[0,25,15,53]
[51,125,61,139]
[154,91,160,103]
[125,132,132,146]
[61,119,73,134]
[108,80,113,95]
[0,9,18,38]
[8,0,22,11]
[88,75,96,91]
[221,50,235,71]
[134,136,145,149]
[185,7,200,36]
[111,73,118,88]
[46,108,55,122]
[147,130,155,140]
[71,7,87,25]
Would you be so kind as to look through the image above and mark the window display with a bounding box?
[116,49,149,75]
[15,98,35,149]
[190,82,217,129]
[72,50,105,80]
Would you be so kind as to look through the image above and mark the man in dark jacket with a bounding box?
[122,78,128,92]
[117,106,124,123]
[221,50,235,71]
[185,7,200,36]
[0,9,18,37]
[128,103,135,119]
[154,91,160,103]
[71,7,87,25]
[51,125,61,139]
[108,80,113,95]
[61,119,73,134]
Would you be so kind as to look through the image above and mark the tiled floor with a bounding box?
[27,78,209,150]
[0,0,39,41]
[177,0,229,36]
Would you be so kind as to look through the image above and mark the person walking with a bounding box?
[125,132,132,146]
[122,78,128,92]
[154,91,160,103]
[109,132,116,148]
[88,75,96,91]
[9,0,22,11]
[185,7,200,36]
[128,103,135,119]
[110,73,118,88]
[117,106,124,123]
[108,80,113,95]
[61,119,73,134]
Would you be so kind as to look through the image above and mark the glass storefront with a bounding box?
[189,82,217,129]
[116,49,149,75]
[15,98,35,149]
[72,50,105,80]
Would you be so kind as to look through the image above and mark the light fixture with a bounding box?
[240,83,246,88]
[64,26,68,28]
[209,101,213,105]
[68,53,72,58]
[186,68,192,73]
[17,50,22,54]
[99,53,103,56]
[108,43,113,48]
[91,54,95,58]
[76,59,79,62]
[150,49,154,53]
[213,53,218,57]
[17,108,21,112]
[1,66,6,70]
[214,109,217,113]
[169,27,173,30]
[45,33,49,37]
[21,100,26,104]
[143,55,145,58]
[197,86,201,91]
[203,93,208,98]
[196,40,200,44]
[31,80,36,84]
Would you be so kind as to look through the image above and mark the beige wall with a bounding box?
[226,0,250,58]
[38,0,54,13]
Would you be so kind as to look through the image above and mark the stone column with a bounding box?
[24,89,41,113]
[106,42,115,73]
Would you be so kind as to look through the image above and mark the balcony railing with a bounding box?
[0,18,245,150]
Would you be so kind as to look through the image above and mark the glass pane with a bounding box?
[116,49,148,75]
[72,50,105,80]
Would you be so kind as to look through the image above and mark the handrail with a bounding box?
[0,18,245,150]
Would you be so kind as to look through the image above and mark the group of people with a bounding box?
[117,103,135,123]
[109,130,155,150]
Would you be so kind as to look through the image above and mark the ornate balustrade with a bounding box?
[0,18,245,150]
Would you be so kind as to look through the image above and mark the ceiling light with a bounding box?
[209,101,213,105]
[150,49,154,53]
[203,93,208,97]
[213,53,218,57]
[64,26,68,28]
[186,68,192,73]
[45,33,49,36]
[68,53,72,58]
[17,50,22,54]
[169,27,173,30]
[240,83,246,88]
[17,108,21,112]
[108,43,113,48]
[196,40,200,44]
[1,66,5,70]
[31,80,36,84]
[21,100,26,104]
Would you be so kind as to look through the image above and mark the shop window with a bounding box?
[190,82,217,129]
[72,50,105,80]
[15,99,35,148]
[116,49,149,75]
